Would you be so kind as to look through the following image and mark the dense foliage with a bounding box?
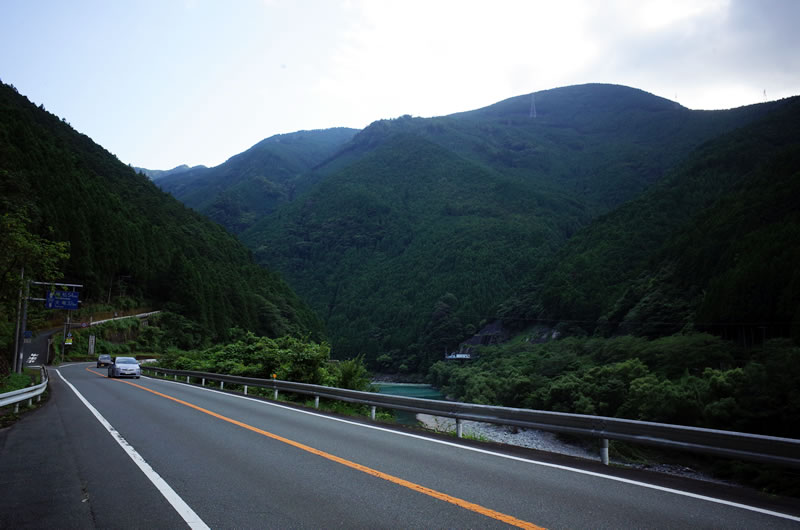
[0,81,322,372]
[62,314,371,392]
[428,334,800,439]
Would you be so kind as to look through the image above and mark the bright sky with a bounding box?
[1,0,798,170]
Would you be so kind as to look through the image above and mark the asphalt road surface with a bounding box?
[2,363,799,529]
[20,327,60,368]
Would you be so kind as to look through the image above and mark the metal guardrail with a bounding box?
[0,367,48,411]
[88,310,162,327]
[141,366,800,469]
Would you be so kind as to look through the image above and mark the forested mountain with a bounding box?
[499,95,800,343]
[156,128,358,233]
[0,81,322,364]
[236,84,781,369]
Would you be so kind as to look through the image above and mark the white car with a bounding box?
[108,357,141,378]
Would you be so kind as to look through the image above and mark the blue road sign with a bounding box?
[46,290,79,310]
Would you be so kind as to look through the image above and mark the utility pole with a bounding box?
[12,267,24,373]
[62,310,70,349]
[16,279,31,373]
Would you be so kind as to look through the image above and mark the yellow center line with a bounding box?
[87,367,544,529]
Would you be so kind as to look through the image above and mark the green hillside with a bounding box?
[157,128,357,233]
[243,133,585,368]
[240,85,778,370]
[500,96,800,342]
[0,81,322,365]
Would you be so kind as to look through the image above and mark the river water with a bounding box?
[372,383,445,425]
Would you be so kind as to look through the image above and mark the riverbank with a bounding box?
[415,414,735,485]
[416,413,595,459]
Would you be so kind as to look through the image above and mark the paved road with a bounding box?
[20,327,59,368]
[20,312,161,368]
[2,363,799,529]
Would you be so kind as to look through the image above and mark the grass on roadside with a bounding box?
[0,367,42,393]
[0,367,49,428]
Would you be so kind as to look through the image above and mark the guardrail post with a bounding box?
[371,406,376,420]
[220,381,224,390]
[27,398,32,407]
[274,389,278,400]
[314,395,319,409]
[186,376,190,383]
[202,378,205,386]
[601,438,609,465]
[456,418,463,438]
[14,403,19,414]
[244,385,248,395]
[173,374,177,380]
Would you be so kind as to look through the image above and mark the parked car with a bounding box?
[108,357,141,379]
[97,354,112,367]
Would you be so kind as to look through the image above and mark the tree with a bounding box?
[0,211,70,372]
[0,212,70,304]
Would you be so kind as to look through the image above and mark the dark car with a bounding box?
[97,354,112,367]
[108,357,141,378]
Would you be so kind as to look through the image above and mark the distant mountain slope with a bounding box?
[0,81,322,342]
[157,128,358,233]
[499,96,800,343]
[240,85,780,368]
[134,164,206,181]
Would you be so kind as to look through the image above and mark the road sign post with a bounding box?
[15,280,83,372]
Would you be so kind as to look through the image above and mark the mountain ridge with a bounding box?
[134,164,208,180]
[156,128,358,233]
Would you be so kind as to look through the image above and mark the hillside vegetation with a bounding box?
[498,96,800,342]
[0,81,322,370]
[157,128,357,233]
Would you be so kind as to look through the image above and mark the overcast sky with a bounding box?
[2,0,799,170]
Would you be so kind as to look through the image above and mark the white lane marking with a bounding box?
[55,369,210,530]
[148,374,800,524]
